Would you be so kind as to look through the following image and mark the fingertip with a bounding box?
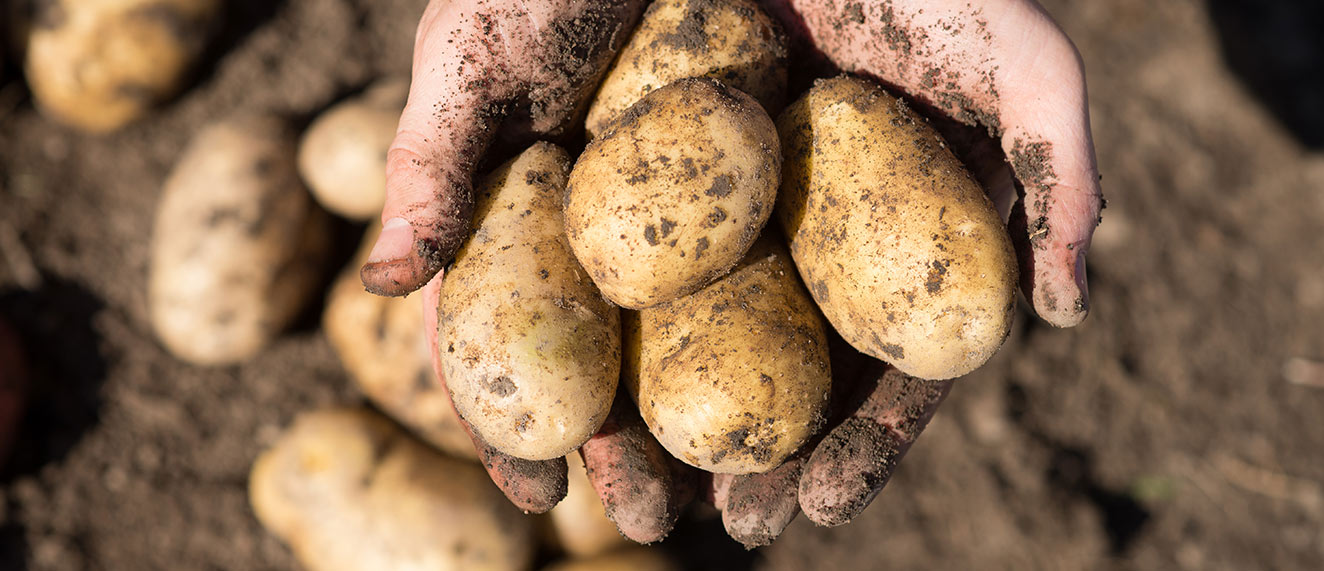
[359,231,448,297]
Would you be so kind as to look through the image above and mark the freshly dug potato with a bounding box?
[566,78,780,309]
[777,76,1018,380]
[542,547,678,571]
[24,0,220,132]
[150,115,331,366]
[625,236,831,474]
[440,143,620,461]
[547,456,627,558]
[583,0,787,139]
[324,224,474,460]
[298,78,407,220]
[250,407,534,571]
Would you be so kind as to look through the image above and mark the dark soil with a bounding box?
[1,1,1322,570]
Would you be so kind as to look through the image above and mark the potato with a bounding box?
[150,115,331,365]
[565,78,780,309]
[546,456,627,558]
[542,547,678,571]
[298,78,407,221]
[250,407,534,571]
[24,0,219,132]
[625,236,831,474]
[778,76,1018,380]
[323,224,475,460]
[583,0,787,139]
[440,143,620,461]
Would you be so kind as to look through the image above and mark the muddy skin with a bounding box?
[463,415,568,513]
[798,368,952,526]
[580,397,683,543]
[722,450,809,548]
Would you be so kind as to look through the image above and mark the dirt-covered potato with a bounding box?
[298,78,407,220]
[546,456,628,558]
[24,0,219,132]
[625,236,831,474]
[441,143,620,461]
[150,115,331,366]
[565,78,780,309]
[778,77,1018,380]
[250,407,534,571]
[323,224,474,460]
[542,547,678,571]
[583,0,787,139]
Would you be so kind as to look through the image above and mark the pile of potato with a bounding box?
[136,0,1019,564]
[439,0,1016,476]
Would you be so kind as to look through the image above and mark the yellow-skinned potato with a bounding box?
[440,143,620,461]
[542,547,678,571]
[778,76,1017,380]
[546,456,628,558]
[323,224,475,460]
[250,408,534,571]
[584,0,787,139]
[566,78,780,309]
[625,236,831,474]
[298,78,407,220]
[24,0,220,132]
[150,115,330,366]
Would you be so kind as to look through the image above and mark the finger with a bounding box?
[579,397,682,543]
[798,367,952,527]
[360,0,511,296]
[706,472,735,511]
[721,453,809,549]
[423,271,569,513]
[782,0,1103,326]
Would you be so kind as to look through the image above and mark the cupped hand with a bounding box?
[386,0,1103,546]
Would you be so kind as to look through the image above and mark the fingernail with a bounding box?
[1074,250,1090,312]
[367,217,414,263]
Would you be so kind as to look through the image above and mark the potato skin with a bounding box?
[778,77,1018,380]
[298,78,407,221]
[440,143,620,461]
[150,115,330,365]
[24,0,219,132]
[250,408,533,571]
[566,78,781,309]
[584,0,787,139]
[625,236,831,475]
[323,225,475,460]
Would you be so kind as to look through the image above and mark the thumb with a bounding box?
[360,1,510,296]
[993,14,1102,327]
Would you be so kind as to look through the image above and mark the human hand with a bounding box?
[702,0,1104,545]
[359,0,646,297]
[385,0,1103,547]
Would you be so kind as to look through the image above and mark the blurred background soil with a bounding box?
[1,0,1322,569]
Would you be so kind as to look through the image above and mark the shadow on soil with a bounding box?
[1208,0,1324,148]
